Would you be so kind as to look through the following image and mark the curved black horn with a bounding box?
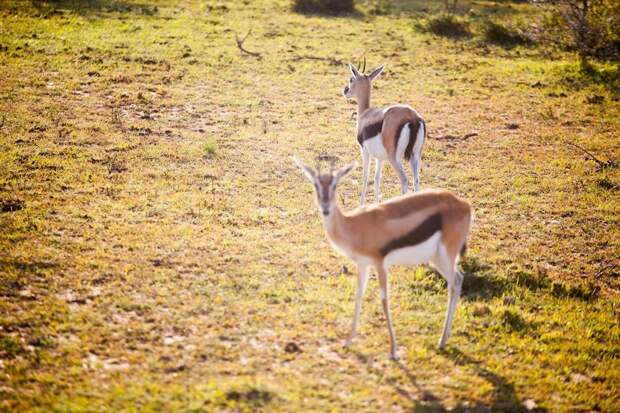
[362,56,366,73]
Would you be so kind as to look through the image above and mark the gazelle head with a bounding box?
[293,157,357,217]
[342,60,385,101]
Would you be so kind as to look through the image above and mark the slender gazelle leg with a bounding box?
[360,149,370,205]
[410,152,421,192]
[389,158,409,195]
[377,263,398,359]
[374,158,383,203]
[344,264,369,348]
[431,250,463,349]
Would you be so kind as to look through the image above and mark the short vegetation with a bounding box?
[483,21,531,48]
[292,0,355,15]
[426,14,472,39]
[1,0,619,412]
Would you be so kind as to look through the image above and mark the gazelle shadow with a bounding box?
[434,347,549,413]
[350,349,447,411]
[416,255,507,301]
[350,347,548,412]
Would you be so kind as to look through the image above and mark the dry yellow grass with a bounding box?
[0,0,619,411]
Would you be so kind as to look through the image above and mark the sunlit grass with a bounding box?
[0,0,618,412]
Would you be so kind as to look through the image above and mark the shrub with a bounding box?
[514,270,550,291]
[500,309,526,332]
[426,14,471,39]
[540,0,620,60]
[292,0,355,15]
[551,281,600,301]
[483,21,531,47]
[367,0,392,16]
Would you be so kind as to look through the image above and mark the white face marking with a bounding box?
[315,175,336,216]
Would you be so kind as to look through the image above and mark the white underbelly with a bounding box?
[384,232,441,268]
[328,239,375,266]
[363,135,389,160]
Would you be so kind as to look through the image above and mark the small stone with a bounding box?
[523,399,537,410]
[503,296,516,305]
[571,372,590,383]
[472,304,491,317]
[284,342,301,353]
[19,289,35,299]
[163,335,185,345]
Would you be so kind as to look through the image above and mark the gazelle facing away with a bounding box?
[343,62,426,204]
[294,157,473,359]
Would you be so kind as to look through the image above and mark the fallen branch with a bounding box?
[235,29,262,59]
[566,142,617,170]
[432,132,478,141]
[290,54,344,66]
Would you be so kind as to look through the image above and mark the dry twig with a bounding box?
[566,141,617,170]
[235,29,262,59]
[433,132,478,141]
[290,54,344,66]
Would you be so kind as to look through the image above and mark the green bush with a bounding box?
[483,21,532,47]
[292,0,355,14]
[541,0,620,60]
[426,14,471,39]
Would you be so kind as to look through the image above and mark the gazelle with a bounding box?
[294,157,473,360]
[343,61,427,204]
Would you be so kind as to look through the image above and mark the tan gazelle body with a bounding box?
[294,157,473,359]
[343,62,427,204]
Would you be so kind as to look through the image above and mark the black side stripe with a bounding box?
[357,119,383,146]
[379,212,442,256]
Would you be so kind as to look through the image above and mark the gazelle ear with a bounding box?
[348,63,361,78]
[368,64,385,81]
[335,161,357,183]
[293,156,317,182]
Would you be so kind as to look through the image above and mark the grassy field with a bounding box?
[1,0,619,411]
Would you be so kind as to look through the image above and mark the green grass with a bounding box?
[1,0,619,412]
[203,141,218,157]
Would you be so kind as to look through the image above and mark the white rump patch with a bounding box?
[384,231,442,269]
[363,135,388,160]
[395,123,410,160]
[413,121,425,157]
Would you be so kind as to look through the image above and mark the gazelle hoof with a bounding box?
[390,350,400,360]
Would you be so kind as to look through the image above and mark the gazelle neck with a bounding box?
[322,201,347,237]
[357,90,370,115]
